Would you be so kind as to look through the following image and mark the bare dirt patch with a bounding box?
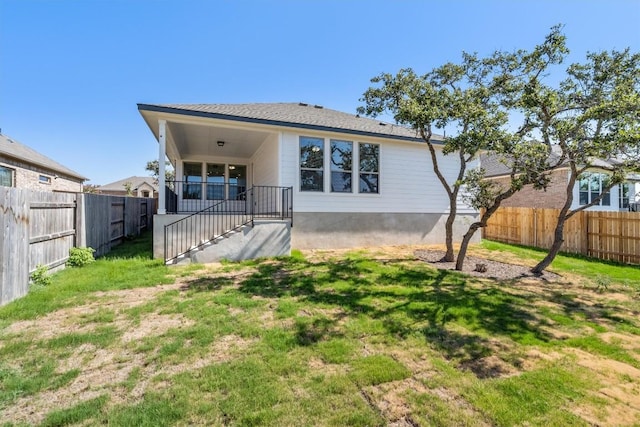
[567,348,640,425]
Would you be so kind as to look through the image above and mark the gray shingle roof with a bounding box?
[0,134,87,181]
[137,103,444,143]
[99,176,159,191]
[481,148,640,180]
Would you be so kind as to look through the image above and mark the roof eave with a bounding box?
[137,103,442,144]
[0,151,87,181]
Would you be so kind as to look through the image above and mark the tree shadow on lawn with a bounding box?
[549,290,640,332]
[183,256,553,373]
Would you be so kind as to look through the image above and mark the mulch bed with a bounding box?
[414,250,561,282]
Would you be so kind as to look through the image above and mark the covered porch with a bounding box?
[138,104,292,262]
[138,104,286,214]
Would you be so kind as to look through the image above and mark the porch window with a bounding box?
[619,182,631,209]
[330,140,353,193]
[579,172,611,206]
[300,136,324,192]
[359,143,379,193]
[183,162,202,200]
[206,163,225,200]
[229,165,247,200]
[0,165,14,187]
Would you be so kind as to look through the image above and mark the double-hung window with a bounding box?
[0,165,13,187]
[300,137,324,191]
[330,140,352,193]
[579,172,611,206]
[619,182,631,209]
[359,143,379,194]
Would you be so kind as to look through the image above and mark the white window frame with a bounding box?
[299,136,325,192]
[330,139,353,193]
[578,172,611,206]
[358,142,380,194]
[39,174,52,185]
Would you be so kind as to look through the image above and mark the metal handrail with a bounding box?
[164,186,293,263]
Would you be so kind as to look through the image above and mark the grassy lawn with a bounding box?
[1,233,639,426]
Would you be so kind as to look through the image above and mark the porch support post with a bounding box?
[158,119,167,214]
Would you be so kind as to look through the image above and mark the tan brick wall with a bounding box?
[0,157,83,192]
[490,169,569,209]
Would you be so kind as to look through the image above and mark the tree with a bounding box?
[146,160,175,184]
[123,181,133,196]
[82,183,100,194]
[512,47,640,274]
[358,29,565,267]
[359,56,509,262]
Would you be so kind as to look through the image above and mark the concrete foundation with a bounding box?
[154,212,480,261]
[291,212,480,249]
[191,221,291,263]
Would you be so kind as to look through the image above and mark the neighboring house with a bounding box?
[481,152,640,212]
[98,176,159,198]
[138,103,479,262]
[0,133,86,192]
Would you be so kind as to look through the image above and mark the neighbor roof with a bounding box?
[137,103,444,143]
[99,176,159,191]
[0,134,87,181]
[481,148,640,181]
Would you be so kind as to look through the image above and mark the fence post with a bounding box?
[75,192,86,248]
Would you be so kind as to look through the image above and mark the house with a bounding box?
[98,176,159,198]
[0,133,86,192]
[481,152,640,212]
[138,103,479,263]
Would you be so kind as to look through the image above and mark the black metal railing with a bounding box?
[164,186,293,263]
[164,180,248,213]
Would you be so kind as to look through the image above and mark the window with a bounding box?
[578,172,611,206]
[39,175,51,184]
[619,182,631,209]
[142,190,150,198]
[359,143,379,193]
[206,163,225,200]
[0,166,13,187]
[183,162,202,199]
[330,140,352,193]
[229,165,247,200]
[300,136,324,191]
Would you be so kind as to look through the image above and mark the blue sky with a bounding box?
[1,0,639,185]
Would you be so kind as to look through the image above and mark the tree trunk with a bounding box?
[531,166,577,275]
[442,212,456,262]
[455,224,480,270]
[531,220,565,275]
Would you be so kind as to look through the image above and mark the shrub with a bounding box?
[67,247,96,267]
[30,264,52,287]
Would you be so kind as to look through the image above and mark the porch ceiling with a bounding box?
[168,122,272,159]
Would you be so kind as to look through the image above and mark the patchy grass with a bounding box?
[1,238,639,426]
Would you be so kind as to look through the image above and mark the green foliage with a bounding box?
[66,246,95,267]
[145,159,175,184]
[29,264,52,288]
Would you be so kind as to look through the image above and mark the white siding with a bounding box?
[280,131,477,214]
[251,133,279,186]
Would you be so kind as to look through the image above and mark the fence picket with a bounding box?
[484,207,640,265]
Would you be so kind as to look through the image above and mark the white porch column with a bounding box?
[158,119,167,214]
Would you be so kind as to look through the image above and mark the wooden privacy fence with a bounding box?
[483,207,640,265]
[1,188,156,305]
